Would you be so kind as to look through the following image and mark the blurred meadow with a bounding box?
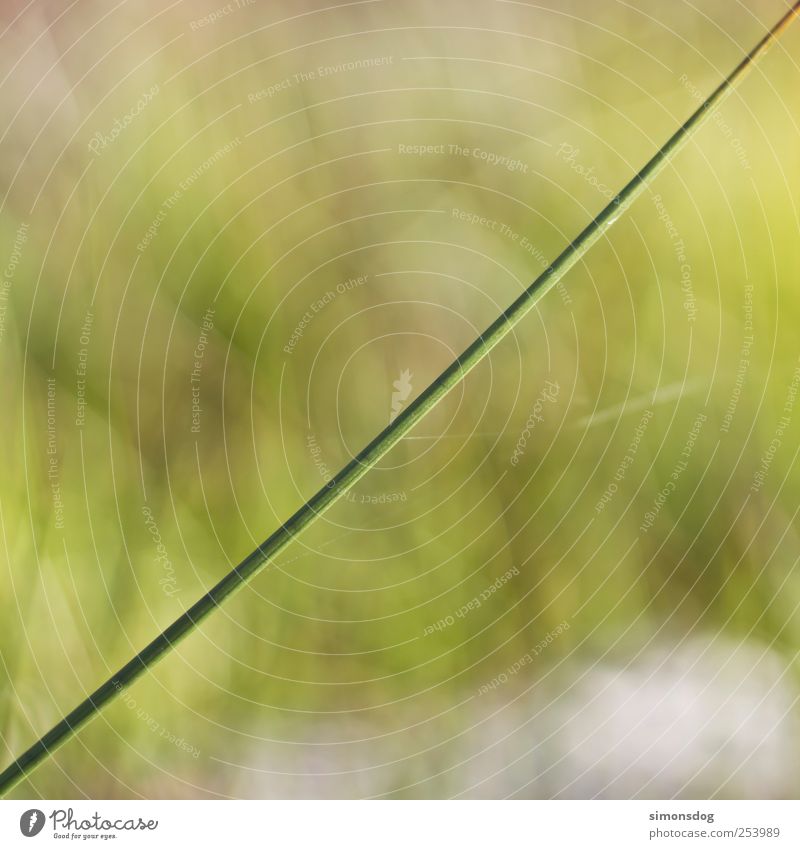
[1,0,800,798]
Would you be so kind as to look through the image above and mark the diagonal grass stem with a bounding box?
[1,0,798,796]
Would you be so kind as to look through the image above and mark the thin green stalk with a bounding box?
[2,1,798,796]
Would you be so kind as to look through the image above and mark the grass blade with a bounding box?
[1,1,798,796]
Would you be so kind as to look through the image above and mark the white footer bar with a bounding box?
[1,799,797,847]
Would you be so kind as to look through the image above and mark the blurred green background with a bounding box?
[1,0,799,798]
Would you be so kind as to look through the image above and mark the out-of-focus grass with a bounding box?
[1,0,799,798]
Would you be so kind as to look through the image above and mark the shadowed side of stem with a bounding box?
[1,0,798,797]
